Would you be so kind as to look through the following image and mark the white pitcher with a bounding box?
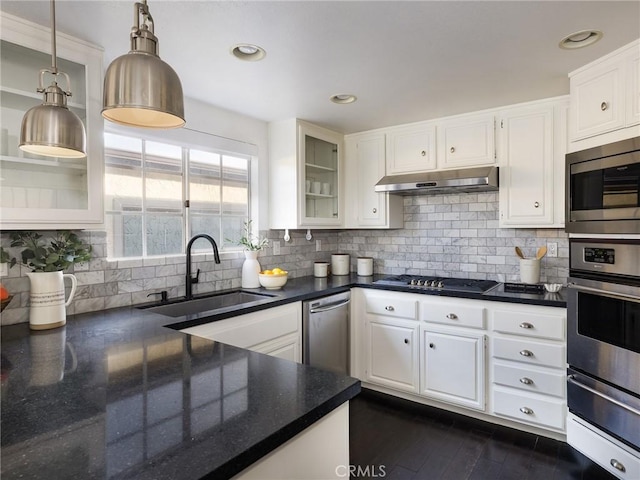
[27,271,77,330]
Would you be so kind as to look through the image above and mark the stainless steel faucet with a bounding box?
[185,234,220,299]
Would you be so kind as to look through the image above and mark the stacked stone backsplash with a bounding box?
[0,192,569,326]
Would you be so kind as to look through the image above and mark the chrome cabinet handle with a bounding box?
[610,459,626,472]
[450,147,455,153]
[421,150,426,156]
[568,283,640,303]
[385,305,395,311]
[446,313,458,320]
[601,101,609,111]
[519,322,533,329]
[519,407,533,415]
[519,350,533,357]
[534,201,540,208]
[372,208,377,213]
[519,377,533,385]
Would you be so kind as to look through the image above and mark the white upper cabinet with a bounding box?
[344,132,403,229]
[568,39,640,150]
[269,119,343,229]
[385,123,437,174]
[437,113,496,169]
[498,97,568,228]
[0,13,104,229]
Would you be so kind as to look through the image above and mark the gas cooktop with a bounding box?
[374,275,500,294]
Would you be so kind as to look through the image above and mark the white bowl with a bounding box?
[544,283,563,293]
[258,272,288,290]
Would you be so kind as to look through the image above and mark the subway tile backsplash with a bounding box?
[0,192,568,326]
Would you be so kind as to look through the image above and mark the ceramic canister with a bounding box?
[357,257,373,276]
[331,254,350,276]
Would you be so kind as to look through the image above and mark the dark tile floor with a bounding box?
[349,389,617,480]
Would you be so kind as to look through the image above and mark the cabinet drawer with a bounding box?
[493,360,565,398]
[493,308,565,341]
[492,337,565,369]
[493,386,565,431]
[567,414,640,480]
[366,294,417,320]
[420,301,485,329]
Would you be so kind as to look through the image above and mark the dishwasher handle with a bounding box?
[309,299,350,314]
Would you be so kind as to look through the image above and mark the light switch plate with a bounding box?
[316,240,321,252]
[547,242,558,258]
[272,241,280,256]
[0,263,8,277]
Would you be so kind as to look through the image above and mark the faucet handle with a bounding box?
[147,290,168,302]
[191,268,201,284]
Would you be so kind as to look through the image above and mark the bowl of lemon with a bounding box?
[258,267,288,290]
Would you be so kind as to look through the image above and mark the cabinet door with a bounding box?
[252,333,301,363]
[345,132,403,228]
[0,14,103,229]
[366,318,419,393]
[499,103,556,227]
[300,122,343,226]
[570,61,625,141]
[627,50,640,127]
[386,123,436,174]
[421,328,485,410]
[437,114,495,169]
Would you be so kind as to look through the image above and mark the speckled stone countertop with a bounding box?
[0,275,564,479]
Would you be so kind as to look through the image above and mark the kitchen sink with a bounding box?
[138,290,277,318]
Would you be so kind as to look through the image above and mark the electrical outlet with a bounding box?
[547,242,558,258]
[0,263,8,277]
[272,241,280,256]
[316,240,321,252]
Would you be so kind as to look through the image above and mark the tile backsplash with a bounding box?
[0,192,568,326]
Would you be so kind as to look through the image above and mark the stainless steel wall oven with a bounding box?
[566,137,640,234]
[567,239,640,455]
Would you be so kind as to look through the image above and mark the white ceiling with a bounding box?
[2,1,639,134]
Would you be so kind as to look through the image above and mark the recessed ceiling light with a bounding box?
[330,94,357,104]
[231,44,266,61]
[559,30,603,49]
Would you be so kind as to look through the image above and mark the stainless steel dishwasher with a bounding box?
[303,291,350,375]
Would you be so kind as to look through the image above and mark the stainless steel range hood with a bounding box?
[374,166,499,195]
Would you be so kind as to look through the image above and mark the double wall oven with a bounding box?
[566,239,640,462]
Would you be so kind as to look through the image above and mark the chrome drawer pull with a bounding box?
[385,305,395,311]
[519,407,533,415]
[446,313,458,320]
[601,101,608,111]
[519,377,533,385]
[519,322,533,329]
[610,459,626,473]
[519,350,533,357]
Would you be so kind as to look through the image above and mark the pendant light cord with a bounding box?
[50,0,58,74]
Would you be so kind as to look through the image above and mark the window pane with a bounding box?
[106,213,143,258]
[146,215,183,256]
[221,216,246,250]
[189,149,220,212]
[190,214,221,251]
[221,155,248,217]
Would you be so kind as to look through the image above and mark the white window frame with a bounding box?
[104,125,259,260]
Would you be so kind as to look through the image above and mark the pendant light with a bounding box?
[19,0,86,158]
[102,0,185,129]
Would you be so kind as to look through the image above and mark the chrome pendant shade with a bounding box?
[102,1,185,129]
[19,0,87,158]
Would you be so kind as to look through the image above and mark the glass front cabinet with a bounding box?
[269,119,343,228]
[0,13,104,229]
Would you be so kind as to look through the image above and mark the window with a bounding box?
[104,131,250,259]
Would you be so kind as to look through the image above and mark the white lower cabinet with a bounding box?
[420,327,485,410]
[567,413,640,480]
[354,288,568,436]
[366,318,420,393]
[490,304,567,433]
[181,302,302,363]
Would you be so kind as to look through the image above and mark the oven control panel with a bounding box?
[584,248,615,265]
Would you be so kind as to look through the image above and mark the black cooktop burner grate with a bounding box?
[375,275,499,293]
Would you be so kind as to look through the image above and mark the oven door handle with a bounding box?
[568,375,640,416]
[568,283,640,303]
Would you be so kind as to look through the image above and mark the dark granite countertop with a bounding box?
[0,274,564,479]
